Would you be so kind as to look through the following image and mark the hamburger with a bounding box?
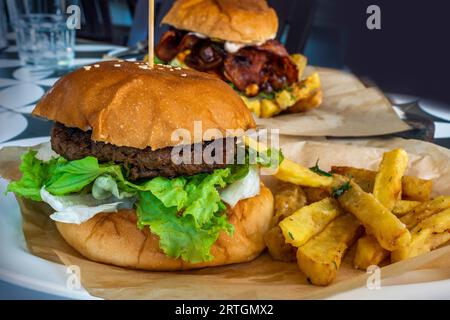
[155,0,322,118]
[7,61,276,270]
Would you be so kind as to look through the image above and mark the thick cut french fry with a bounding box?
[354,200,442,269]
[354,150,409,269]
[276,158,333,188]
[331,166,432,201]
[264,226,297,262]
[392,200,421,217]
[279,198,343,247]
[353,235,389,270]
[242,136,333,188]
[286,90,323,113]
[286,73,322,114]
[260,99,281,118]
[275,89,297,110]
[331,166,376,192]
[240,96,261,117]
[402,176,433,202]
[430,232,450,249]
[373,149,409,210]
[400,196,450,229]
[331,175,411,251]
[303,187,330,204]
[290,54,307,80]
[392,209,450,262]
[297,213,362,286]
[292,72,321,101]
[273,182,307,226]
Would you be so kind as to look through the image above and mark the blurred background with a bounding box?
[1,0,448,104]
[0,0,450,299]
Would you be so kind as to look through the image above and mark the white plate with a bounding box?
[435,122,450,139]
[0,138,449,300]
[390,93,450,123]
[0,113,28,143]
[329,279,450,300]
[0,137,95,300]
[386,93,418,105]
[0,83,44,109]
[75,44,126,52]
[420,98,450,122]
[0,59,22,69]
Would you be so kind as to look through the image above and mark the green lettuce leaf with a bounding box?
[46,157,126,195]
[225,163,250,184]
[136,169,231,228]
[92,175,135,200]
[183,169,229,226]
[8,151,125,200]
[7,150,56,201]
[141,176,188,210]
[137,191,233,263]
[7,149,253,263]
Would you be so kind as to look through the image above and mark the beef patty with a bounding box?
[51,123,236,180]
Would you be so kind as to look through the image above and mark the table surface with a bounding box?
[1,33,450,300]
[0,35,126,300]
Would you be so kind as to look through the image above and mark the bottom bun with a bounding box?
[56,184,274,270]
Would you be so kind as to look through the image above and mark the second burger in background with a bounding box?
[155,0,322,118]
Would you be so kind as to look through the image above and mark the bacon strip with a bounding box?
[155,30,298,96]
[155,29,184,62]
[224,41,299,93]
[256,40,290,57]
[224,49,269,92]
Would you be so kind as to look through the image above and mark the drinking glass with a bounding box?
[0,0,8,50]
[6,0,76,68]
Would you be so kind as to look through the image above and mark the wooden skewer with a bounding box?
[148,0,155,68]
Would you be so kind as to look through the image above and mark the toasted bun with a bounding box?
[162,0,278,44]
[56,185,274,270]
[32,61,255,150]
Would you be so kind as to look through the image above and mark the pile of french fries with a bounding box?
[241,54,322,118]
[264,147,450,286]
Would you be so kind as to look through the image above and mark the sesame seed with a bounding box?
[114,64,121,67]
[138,65,149,69]
[169,69,174,71]
[118,60,124,62]
[94,64,100,68]
[83,66,92,71]
[181,73,187,77]
[175,67,181,70]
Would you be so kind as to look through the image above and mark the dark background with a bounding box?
[339,0,450,105]
[1,0,450,299]
[7,0,448,103]
[72,0,450,105]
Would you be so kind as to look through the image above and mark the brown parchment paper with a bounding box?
[256,67,411,137]
[0,138,449,300]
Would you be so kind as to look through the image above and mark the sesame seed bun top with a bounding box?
[32,61,255,150]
